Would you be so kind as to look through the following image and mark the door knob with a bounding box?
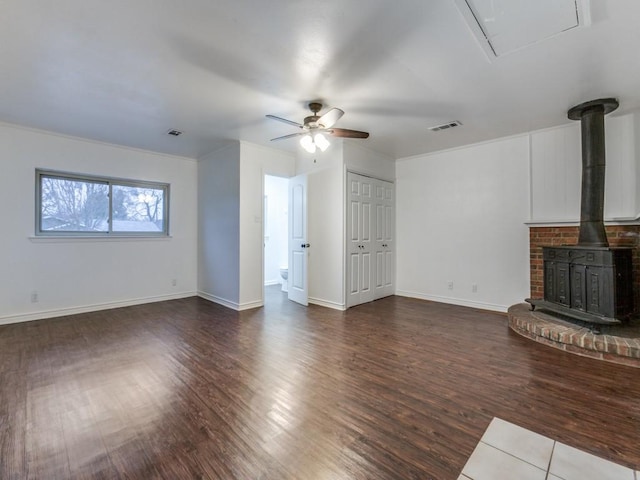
[301,243,310,248]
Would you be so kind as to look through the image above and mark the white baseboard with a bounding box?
[197,291,239,310]
[200,293,344,311]
[0,290,505,325]
[197,291,263,311]
[395,290,508,313]
[308,297,347,311]
[264,280,281,286]
[238,300,263,311]
[0,291,197,326]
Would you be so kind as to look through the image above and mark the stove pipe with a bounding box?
[567,98,619,247]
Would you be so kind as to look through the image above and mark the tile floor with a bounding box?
[458,417,639,480]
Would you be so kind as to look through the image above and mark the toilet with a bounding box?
[279,266,288,292]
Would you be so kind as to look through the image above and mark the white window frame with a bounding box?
[35,169,170,237]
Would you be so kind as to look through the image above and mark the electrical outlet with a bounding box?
[447,281,454,290]
[31,291,38,303]
[171,279,177,287]
[472,284,478,293]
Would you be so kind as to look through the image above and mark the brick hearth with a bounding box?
[509,303,640,367]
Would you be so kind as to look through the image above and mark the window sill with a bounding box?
[29,235,172,243]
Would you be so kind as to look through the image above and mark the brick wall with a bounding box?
[529,225,640,309]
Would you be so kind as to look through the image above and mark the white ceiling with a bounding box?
[1,0,639,160]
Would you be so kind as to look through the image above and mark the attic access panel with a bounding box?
[456,0,590,57]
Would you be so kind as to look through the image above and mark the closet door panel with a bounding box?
[347,172,394,307]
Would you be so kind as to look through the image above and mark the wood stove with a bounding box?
[539,245,633,324]
[526,98,634,325]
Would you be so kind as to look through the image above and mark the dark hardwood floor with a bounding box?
[1,288,639,479]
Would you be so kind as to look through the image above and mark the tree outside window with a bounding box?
[37,170,169,236]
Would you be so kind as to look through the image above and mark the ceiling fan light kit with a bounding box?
[314,133,330,151]
[300,132,330,153]
[266,102,370,153]
[300,134,317,153]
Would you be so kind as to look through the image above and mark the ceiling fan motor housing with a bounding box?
[305,102,324,128]
[308,102,323,114]
[304,115,321,128]
[266,102,369,141]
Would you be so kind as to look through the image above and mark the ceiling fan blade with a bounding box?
[328,128,369,139]
[319,108,344,128]
[270,132,307,142]
[266,114,303,128]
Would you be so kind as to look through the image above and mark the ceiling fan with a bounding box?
[266,102,369,153]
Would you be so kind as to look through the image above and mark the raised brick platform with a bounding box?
[508,303,640,368]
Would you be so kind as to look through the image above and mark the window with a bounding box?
[36,169,169,236]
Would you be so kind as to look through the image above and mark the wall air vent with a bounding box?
[428,121,462,132]
[167,129,183,136]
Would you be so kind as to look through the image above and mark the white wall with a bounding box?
[264,175,288,286]
[530,113,638,222]
[0,123,198,324]
[14,112,635,322]
[636,113,640,215]
[344,141,395,181]
[602,114,637,219]
[295,140,396,309]
[198,142,241,308]
[239,142,294,307]
[396,135,531,312]
[294,141,346,308]
[308,160,345,308]
[198,141,294,310]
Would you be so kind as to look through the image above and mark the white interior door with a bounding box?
[288,174,308,306]
[347,172,374,307]
[377,180,395,298]
[348,172,395,307]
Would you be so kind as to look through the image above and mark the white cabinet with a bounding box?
[347,172,395,307]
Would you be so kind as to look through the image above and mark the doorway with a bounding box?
[263,175,289,302]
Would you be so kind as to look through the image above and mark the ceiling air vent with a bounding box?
[428,121,462,132]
